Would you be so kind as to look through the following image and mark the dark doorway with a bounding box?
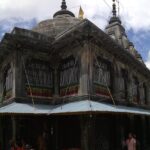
[57,116,81,150]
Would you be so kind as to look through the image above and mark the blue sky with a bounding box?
[127,29,150,61]
[0,0,150,68]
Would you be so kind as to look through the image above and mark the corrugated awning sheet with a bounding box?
[0,102,53,115]
[50,100,150,116]
[0,100,150,116]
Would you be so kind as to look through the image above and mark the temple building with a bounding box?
[0,0,150,149]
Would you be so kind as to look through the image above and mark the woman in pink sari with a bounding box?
[126,133,136,150]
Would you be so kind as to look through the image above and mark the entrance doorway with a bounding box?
[57,116,81,150]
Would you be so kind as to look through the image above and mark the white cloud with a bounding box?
[0,0,150,62]
[145,51,150,69]
[0,0,150,32]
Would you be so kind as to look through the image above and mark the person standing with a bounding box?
[126,133,136,150]
[37,133,46,150]
[133,134,140,150]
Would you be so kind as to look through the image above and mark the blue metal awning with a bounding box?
[0,102,53,115]
[0,100,150,116]
[50,100,150,116]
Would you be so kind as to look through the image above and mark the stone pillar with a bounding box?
[0,118,3,149]
[54,119,59,150]
[111,63,123,101]
[88,44,94,96]
[80,115,96,150]
[80,116,89,150]
[129,115,134,132]
[54,68,59,96]
[13,51,18,98]
[140,116,146,149]
[112,69,120,100]
[88,117,95,150]
[79,42,91,96]
[12,56,16,98]
[109,116,116,150]
[14,50,26,97]
[0,76,3,103]
[146,117,150,149]
[127,73,133,103]
[146,85,150,105]
[115,116,120,150]
[115,116,125,150]
[11,116,16,140]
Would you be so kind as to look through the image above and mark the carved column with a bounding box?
[79,42,91,96]
[14,49,26,97]
[12,52,16,97]
[80,115,96,150]
[54,66,59,97]
[127,72,133,103]
[139,84,144,105]
[146,84,150,105]
[0,75,3,103]
[112,64,120,101]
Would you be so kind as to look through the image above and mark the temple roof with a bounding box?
[0,19,149,78]
[105,0,144,63]
[32,0,79,37]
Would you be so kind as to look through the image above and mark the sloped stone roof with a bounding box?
[0,19,149,78]
[32,16,80,37]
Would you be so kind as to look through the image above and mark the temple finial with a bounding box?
[61,0,67,10]
[112,0,117,17]
[53,0,75,18]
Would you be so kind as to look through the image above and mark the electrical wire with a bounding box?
[91,40,150,104]
[21,56,35,109]
[102,0,112,10]
[94,52,116,106]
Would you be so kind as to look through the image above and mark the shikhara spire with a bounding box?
[108,0,121,24]
[106,0,143,62]
[61,0,67,10]
[112,0,117,17]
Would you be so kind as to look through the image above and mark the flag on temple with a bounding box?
[78,6,84,19]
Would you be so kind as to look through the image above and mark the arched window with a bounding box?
[25,59,53,97]
[132,77,139,103]
[4,65,13,99]
[93,57,111,97]
[59,56,79,96]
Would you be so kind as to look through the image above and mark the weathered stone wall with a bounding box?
[33,16,80,37]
